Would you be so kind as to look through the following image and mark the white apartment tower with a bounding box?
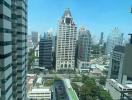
[0,0,27,100]
[56,9,77,71]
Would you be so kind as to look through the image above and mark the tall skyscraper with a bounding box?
[108,45,125,83]
[0,0,27,100]
[52,36,57,69]
[77,27,91,73]
[99,32,104,46]
[31,32,39,46]
[56,9,77,71]
[122,34,132,84]
[39,32,53,69]
[106,27,123,55]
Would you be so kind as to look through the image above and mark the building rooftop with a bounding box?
[125,84,132,88]
[30,88,50,93]
[63,79,79,100]
[28,79,34,84]
[36,77,42,84]
[63,8,72,18]
[28,87,51,99]
[106,79,132,99]
[27,74,36,77]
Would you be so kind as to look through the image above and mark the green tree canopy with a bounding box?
[99,76,106,86]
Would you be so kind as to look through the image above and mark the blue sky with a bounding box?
[28,0,132,40]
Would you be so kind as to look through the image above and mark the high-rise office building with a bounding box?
[52,36,57,69]
[99,32,104,46]
[108,45,125,83]
[106,27,123,55]
[122,34,132,84]
[56,9,77,71]
[31,32,39,46]
[32,32,39,57]
[77,27,91,73]
[39,32,53,69]
[0,0,27,100]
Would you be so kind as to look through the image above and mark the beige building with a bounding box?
[56,9,77,71]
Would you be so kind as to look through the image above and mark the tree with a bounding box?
[54,75,61,81]
[72,74,81,82]
[71,83,80,93]
[99,87,112,100]
[44,79,54,86]
[72,75,112,100]
[81,74,89,83]
[80,75,99,100]
[99,76,106,86]
[100,91,112,100]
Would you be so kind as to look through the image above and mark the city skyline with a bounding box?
[29,0,132,40]
[1,0,132,100]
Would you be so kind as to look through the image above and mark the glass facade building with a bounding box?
[106,27,123,55]
[108,45,125,83]
[77,27,91,73]
[0,0,27,100]
[39,32,53,69]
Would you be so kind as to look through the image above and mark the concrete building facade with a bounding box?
[0,0,27,100]
[108,45,125,83]
[122,35,132,84]
[56,9,77,71]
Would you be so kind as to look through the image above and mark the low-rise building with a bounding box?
[28,87,51,100]
[27,74,37,91]
[106,79,132,100]
[63,79,79,100]
[77,60,90,73]
[91,68,103,76]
